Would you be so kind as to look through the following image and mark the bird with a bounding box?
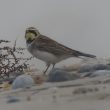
[25,27,96,74]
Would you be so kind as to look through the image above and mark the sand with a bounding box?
[0,76,110,110]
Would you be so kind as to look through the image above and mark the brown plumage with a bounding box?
[25,27,96,74]
[33,34,96,58]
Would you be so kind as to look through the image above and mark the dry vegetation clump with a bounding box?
[0,39,33,81]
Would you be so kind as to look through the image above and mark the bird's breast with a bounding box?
[28,46,58,64]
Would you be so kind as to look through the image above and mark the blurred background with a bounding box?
[0,0,110,69]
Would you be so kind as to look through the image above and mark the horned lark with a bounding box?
[25,27,96,74]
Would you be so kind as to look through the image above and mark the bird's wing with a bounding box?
[32,35,96,58]
[32,35,75,56]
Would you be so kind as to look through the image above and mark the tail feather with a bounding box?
[73,50,96,58]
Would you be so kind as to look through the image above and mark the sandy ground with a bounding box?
[0,76,110,110]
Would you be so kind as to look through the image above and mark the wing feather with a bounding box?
[32,35,74,56]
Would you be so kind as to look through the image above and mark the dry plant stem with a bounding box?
[0,40,33,80]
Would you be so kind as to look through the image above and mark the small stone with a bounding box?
[48,68,78,82]
[32,75,44,85]
[12,74,35,89]
[7,96,20,103]
[78,64,110,73]
[26,96,31,101]
[90,70,110,77]
[94,87,99,92]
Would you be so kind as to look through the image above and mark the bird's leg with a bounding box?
[52,64,55,70]
[43,64,50,75]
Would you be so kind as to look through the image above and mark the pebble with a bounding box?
[12,74,35,89]
[48,68,78,82]
[6,96,20,103]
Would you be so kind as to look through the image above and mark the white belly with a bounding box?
[29,48,58,64]
[27,43,70,64]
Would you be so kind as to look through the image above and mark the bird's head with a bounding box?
[25,27,40,43]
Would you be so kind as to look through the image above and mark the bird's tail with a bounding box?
[73,50,96,58]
